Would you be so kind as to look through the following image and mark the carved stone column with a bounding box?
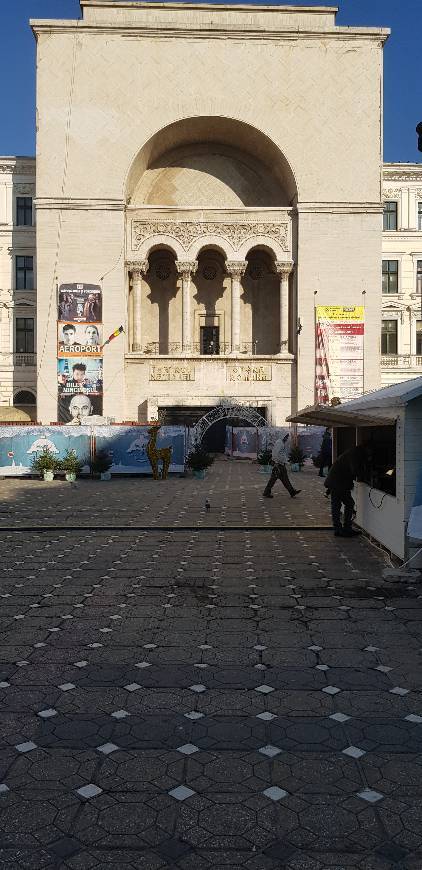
[227,261,247,354]
[129,260,148,352]
[176,261,198,354]
[275,261,294,354]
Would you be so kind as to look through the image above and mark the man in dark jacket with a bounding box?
[318,429,332,477]
[324,444,370,537]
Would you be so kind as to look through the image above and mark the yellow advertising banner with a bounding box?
[316,306,364,322]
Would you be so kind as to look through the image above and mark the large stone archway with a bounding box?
[192,403,267,444]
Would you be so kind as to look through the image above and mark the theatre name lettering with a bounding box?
[228,365,272,382]
[150,365,195,382]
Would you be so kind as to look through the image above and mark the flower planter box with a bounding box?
[193,469,206,479]
[258,464,273,474]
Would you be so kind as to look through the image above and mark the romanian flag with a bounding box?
[101,325,124,349]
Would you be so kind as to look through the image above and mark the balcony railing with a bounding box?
[138,342,260,356]
[381,354,422,368]
[0,353,36,367]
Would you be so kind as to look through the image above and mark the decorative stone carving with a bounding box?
[15,184,35,194]
[275,260,294,277]
[202,265,217,281]
[384,172,422,182]
[0,164,35,175]
[155,261,171,280]
[176,261,198,278]
[227,364,272,382]
[132,220,289,253]
[226,261,247,278]
[382,189,401,199]
[128,259,149,279]
[150,364,195,381]
[249,264,264,280]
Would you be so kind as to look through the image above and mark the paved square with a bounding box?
[0,461,421,868]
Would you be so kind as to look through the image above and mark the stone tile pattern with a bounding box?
[0,463,421,868]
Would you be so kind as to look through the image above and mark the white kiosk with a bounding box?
[289,377,422,565]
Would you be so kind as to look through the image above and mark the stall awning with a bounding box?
[287,404,396,428]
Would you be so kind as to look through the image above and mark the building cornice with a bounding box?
[30,21,389,42]
[297,202,383,214]
[34,198,125,211]
[81,2,339,11]
[0,161,36,176]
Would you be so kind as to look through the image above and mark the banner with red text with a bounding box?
[315,306,364,404]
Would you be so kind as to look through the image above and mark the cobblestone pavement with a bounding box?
[0,460,421,869]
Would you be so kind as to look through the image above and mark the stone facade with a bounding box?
[381,164,422,386]
[0,158,37,418]
[27,2,390,424]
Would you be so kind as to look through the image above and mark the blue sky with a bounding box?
[1,0,421,163]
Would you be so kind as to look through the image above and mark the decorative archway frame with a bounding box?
[191,403,267,445]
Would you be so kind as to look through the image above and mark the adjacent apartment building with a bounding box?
[0,157,36,419]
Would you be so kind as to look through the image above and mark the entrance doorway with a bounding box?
[202,407,267,453]
[159,404,267,453]
[200,325,219,355]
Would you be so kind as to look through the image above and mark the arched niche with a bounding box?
[126,116,298,207]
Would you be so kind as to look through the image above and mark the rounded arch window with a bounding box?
[14,390,36,406]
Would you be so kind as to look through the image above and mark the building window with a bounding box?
[382,260,398,294]
[15,318,34,354]
[15,256,34,290]
[381,320,398,355]
[383,201,397,231]
[417,260,422,295]
[418,202,422,231]
[417,321,422,356]
[16,197,33,226]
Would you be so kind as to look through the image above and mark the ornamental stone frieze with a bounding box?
[15,184,35,194]
[132,220,289,253]
[382,188,402,199]
[0,164,35,176]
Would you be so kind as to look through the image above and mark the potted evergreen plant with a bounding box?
[60,448,84,482]
[186,444,214,479]
[257,447,273,474]
[91,449,113,480]
[31,448,59,481]
[288,444,306,472]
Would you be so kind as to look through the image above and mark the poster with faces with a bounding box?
[57,284,103,423]
[58,322,102,357]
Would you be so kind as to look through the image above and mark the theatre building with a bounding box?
[31,1,388,429]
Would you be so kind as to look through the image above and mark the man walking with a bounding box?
[324,444,370,537]
[263,434,301,499]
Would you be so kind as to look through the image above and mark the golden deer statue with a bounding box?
[146,424,172,480]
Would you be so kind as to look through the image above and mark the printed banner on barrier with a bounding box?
[232,428,258,459]
[0,427,91,476]
[94,426,186,474]
[315,305,364,404]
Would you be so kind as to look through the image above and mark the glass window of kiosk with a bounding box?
[358,424,397,497]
